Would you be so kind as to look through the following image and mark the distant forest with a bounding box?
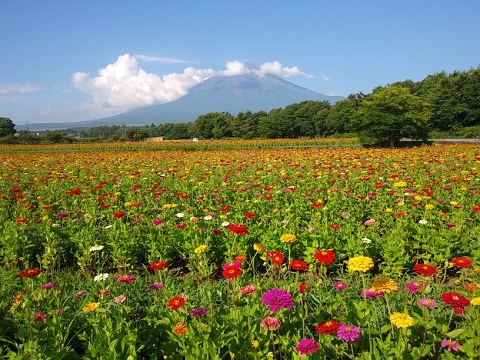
[15,67,480,142]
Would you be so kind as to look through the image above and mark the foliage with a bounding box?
[0,117,16,137]
[352,86,431,147]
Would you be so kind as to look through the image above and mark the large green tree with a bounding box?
[0,117,16,137]
[352,86,430,147]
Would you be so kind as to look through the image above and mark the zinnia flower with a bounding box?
[419,298,437,309]
[117,275,135,283]
[360,289,384,299]
[194,245,209,254]
[333,282,349,291]
[441,339,461,352]
[260,317,280,330]
[440,292,470,313]
[253,243,266,253]
[314,249,335,265]
[239,285,256,295]
[173,322,188,335]
[348,256,374,272]
[149,261,168,271]
[16,268,42,278]
[227,223,248,236]
[114,295,126,303]
[261,288,293,313]
[94,273,109,281]
[82,302,101,312]
[34,312,47,322]
[299,283,310,293]
[290,260,308,271]
[406,281,425,294]
[42,283,57,291]
[371,278,397,293]
[222,264,242,279]
[337,324,361,342]
[89,245,104,252]
[451,257,472,268]
[168,297,186,311]
[295,338,319,355]
[413,263,437,276]
[316,320,340,335]
[390,312,415,328]
[148,282,164,291]
[280,234,297,243]
[190,307,208,318]
[267,251,284,265]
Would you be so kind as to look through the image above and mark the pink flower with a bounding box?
[333,282,349,291]
[419,298,437,309]
[406,281,425,294]
[148,282,164,291]
[239,285,256,295]
[360,289,383,299]
[260,317,280,330]
[114,295,126,303]
[75,290,86,297]
[117,275,135,283]
[42,283,57,291]
[441,338,461,352]
[364,219,376,226]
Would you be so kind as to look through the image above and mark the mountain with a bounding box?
[18,74,345,131]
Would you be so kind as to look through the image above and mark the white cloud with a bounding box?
[322,74,330,82]
[0,83,40,95]
[72,54,313,113]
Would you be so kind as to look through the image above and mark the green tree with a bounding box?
[352,86,430,147]
[0,117,16,137]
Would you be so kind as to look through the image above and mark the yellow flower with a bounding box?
[82,302,101,313]
[385,208,393,213]
[280,234,297,243]
[390,312,415,328]
[253,243,266,253]
[162,203,177,209]
[194,245,209,254]
[347,256,374,272]
[470,297,480,306]
[397,201,405,206]
[425,204,434,210]
[124,201,132,207]
[371,278,397,293]
[251,339,260,348]
[450,201,458,206]
[394,181,407,187]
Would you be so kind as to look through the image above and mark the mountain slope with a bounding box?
[19,74,344,130]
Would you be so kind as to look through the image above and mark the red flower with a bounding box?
[244,212,255,219]
[314,249,335,265]
[227,223,248,236]
[329,223,340,230]
[16,268,42,278]
[311,201,323,208]
[413,263,437,276]
[16,218,27,224]
[316,320,340,335]
[222,264,242,279]
[113,211,125,218]
[290,260,308,271]
[66,188,82,196]
[472,205,480,212]
[451,257,472,268]
[440,292,470,309]
[267,251,284,265]
[149,261,168,271]
[168,297,185,311]
[393,212,406,218]
[299,283,310,293]
[220,205,231,212]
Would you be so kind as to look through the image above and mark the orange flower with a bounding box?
[14,293,24,301]
[465,283,478,292]
[173,322,188,335]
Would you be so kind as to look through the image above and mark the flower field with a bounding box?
[1,140,479,359]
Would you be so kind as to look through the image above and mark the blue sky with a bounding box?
[1,1,479,126]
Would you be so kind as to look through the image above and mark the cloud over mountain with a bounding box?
[71,54,314,114]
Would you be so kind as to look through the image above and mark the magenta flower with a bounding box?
[223,261,242,270]
[261,288,293,313]
[152,219,164,227]
[406,281,425,294]
[337,324,361,342]
[445,222,456,228]
[34,312,47,322]
[190,307,208,318]
[441,338,461,352]
[148,282,164,291]
[295,338,319,355]
[42,283,57,291]
[333,281,349,291]
[419,298,437,309]
[56,211,69,218]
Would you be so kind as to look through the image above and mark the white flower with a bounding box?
[362,237,372,244]
[204,215,214,220]
[94,273,109,281]
[221,221,230,227]
[84,213,91,218]
[176,213,185,218]
[418,219,428,225]
[105,225,113,229]
[89,245,104,252]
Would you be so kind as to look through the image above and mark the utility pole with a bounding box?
[25,121,29,133]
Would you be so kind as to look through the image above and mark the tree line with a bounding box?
[5,66,480,146]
